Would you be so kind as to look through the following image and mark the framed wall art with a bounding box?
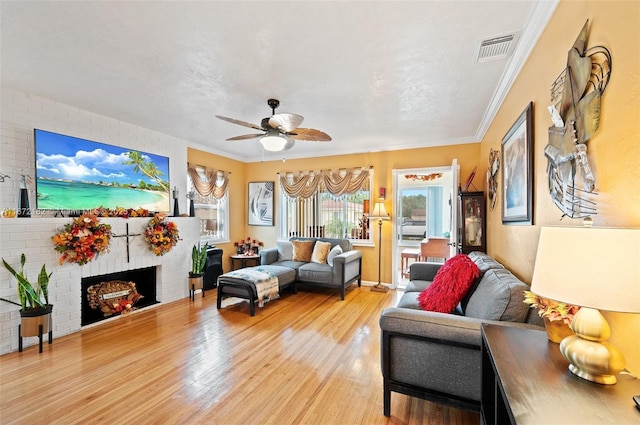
[501,102,533,224]
[248,181,274,226]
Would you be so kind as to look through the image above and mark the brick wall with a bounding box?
[0,88,199,354]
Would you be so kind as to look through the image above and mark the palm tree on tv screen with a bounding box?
[123,151,170,192]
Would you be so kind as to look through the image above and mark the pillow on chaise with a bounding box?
[277,240,293,261]
[418,254,480,313]
[311,241,332,264]
[326,244,343,266]
[291,240,316,262]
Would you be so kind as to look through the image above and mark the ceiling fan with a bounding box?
[215,99,332,152]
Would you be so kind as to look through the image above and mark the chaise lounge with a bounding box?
[259,237,363,300]
[217,237,363,316]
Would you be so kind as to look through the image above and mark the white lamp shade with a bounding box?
[261,136,287,152]
[369,201,390,220]
[530,226,640,313]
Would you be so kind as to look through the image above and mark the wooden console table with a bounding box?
[481,324,640,424]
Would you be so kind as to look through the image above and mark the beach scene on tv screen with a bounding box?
[35,129,170,212]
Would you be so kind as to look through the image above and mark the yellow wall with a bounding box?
[479,0,640,374]
[189,144,480,282]
[189,0,640,376]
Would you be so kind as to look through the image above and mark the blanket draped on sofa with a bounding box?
[223,267,279,307]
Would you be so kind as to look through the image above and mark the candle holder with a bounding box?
[172,186,180,217]
[186,191,196,217]
[18,173,30,218]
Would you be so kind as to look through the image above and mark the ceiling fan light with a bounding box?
[261,135,287,152]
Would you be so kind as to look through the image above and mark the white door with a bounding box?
[392,160,459,289]
[449,158,460,258]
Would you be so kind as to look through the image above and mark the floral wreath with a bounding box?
[52,214,113,265]
[144,214,179,256]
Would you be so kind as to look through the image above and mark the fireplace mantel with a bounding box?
[0,216,200,354]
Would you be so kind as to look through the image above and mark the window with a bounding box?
[399,186,444,241]
[187,165,229,244]
[278,168,372,242]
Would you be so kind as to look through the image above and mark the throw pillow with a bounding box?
[311,241,332,264]
[291,240,315,262]
[327,244,343,266]
[277,240,293,261]
[417,254,480,313]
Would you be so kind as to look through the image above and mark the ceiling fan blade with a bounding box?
[288,128,332,142]
[269,113,304,133]
[226,133,264,141]
[215,115,264,131]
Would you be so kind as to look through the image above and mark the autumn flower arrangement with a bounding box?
[110,294,142,315]
[52,214,112,265]
[234,237,264,255]
[523,290,580,325]
[144,213,180,256]
[91,206,150,218]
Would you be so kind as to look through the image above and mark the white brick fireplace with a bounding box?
[0,87,200,354]
[0,216,199,353]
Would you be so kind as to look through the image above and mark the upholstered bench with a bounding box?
[216,265,297,316]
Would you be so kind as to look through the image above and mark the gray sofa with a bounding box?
[260,237,362,299]
[379,252,543,415]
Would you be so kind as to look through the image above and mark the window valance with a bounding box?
[187,163,230,200]
[278,166,371,199]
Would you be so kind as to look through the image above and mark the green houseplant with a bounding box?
[191,242,209,276]
[188,243,208,299]
[1,254,54,351]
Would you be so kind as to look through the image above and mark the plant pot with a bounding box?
[188,273,204,290]
[20,304,53,337]
[543,317,574,343]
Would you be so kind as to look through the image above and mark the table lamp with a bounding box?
[530,226,640,384]
[369,201,390,293]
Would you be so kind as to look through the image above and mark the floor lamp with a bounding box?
[369,201,390,293]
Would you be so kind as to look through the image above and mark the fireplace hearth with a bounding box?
[81,267,158,326]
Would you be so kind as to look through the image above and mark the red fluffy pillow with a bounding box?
[418,254,480,313]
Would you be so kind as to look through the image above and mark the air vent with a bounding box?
[474,32,520,63]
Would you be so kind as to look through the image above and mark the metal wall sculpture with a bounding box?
[487,148,500,211]
[545,20,611,218]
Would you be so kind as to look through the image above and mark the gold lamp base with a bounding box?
[559,307,625,385]
[370,284,389,293]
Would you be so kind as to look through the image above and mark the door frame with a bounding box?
[391,160,459,288]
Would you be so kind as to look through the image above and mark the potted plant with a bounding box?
[1,254,53,352]
[188,242,208,298]
[523,290,580,343]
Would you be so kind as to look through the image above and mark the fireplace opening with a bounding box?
[81,266,158,326]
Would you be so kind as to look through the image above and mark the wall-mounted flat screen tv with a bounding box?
[34,129,170,212]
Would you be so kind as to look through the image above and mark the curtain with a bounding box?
[279,167,371,199]
[187,163,230,200]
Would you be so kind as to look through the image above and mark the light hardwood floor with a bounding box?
[0,284,479,425]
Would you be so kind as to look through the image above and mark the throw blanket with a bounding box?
[224,267,279,307]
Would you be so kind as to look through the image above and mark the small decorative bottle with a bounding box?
[18,174,30,218]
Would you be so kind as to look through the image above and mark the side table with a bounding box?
[230,254,260,271]
[400,248,421,278]
[481,324,640,424]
